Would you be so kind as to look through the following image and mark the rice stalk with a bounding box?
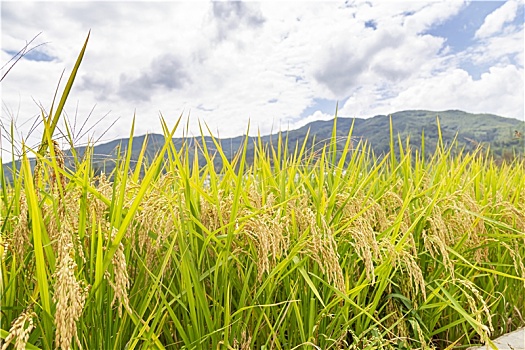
[1,307,37,350]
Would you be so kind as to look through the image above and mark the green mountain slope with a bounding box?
[3,110,524,181]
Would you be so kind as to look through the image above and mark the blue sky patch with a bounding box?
[425,1,523,80]
[300,98,343,119]
[364,20,377,30]
[5,49,56,62]
[459,60,491,80]
[425,1,509,54]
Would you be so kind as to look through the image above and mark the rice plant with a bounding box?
[1,32,524,350]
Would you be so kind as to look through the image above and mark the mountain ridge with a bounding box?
[2,109,524,180]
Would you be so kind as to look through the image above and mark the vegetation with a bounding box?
[1,33,524,350]
[4,109,524,183]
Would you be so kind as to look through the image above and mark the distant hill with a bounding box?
[2,110,524,181]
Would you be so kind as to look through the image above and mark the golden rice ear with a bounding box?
[9,193,31,262]
[107,226,130,317]
[456,278,494,340]
[243,185,288,281]
[1,307,37,350]
[32,155,43,201]
[52,217,87,350]
[294,194,345,292]
[50,139,66,192]
[31,139,67,201]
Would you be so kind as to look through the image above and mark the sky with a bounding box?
[1,0,524,157]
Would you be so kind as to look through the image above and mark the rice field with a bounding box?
[1,32,524,350]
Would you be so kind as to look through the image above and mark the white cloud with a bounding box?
[311,1,463,99]
[212,2,265,41]
[289,110,334,131]
[469,28,524,67]
[341,64,524,122]
[402,0,465,33]
[475,0,520,39]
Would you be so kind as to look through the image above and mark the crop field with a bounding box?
[1,33,524,350]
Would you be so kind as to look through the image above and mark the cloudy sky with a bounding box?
[1,0,523,155]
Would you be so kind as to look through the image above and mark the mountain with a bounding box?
[2,110,524,182]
